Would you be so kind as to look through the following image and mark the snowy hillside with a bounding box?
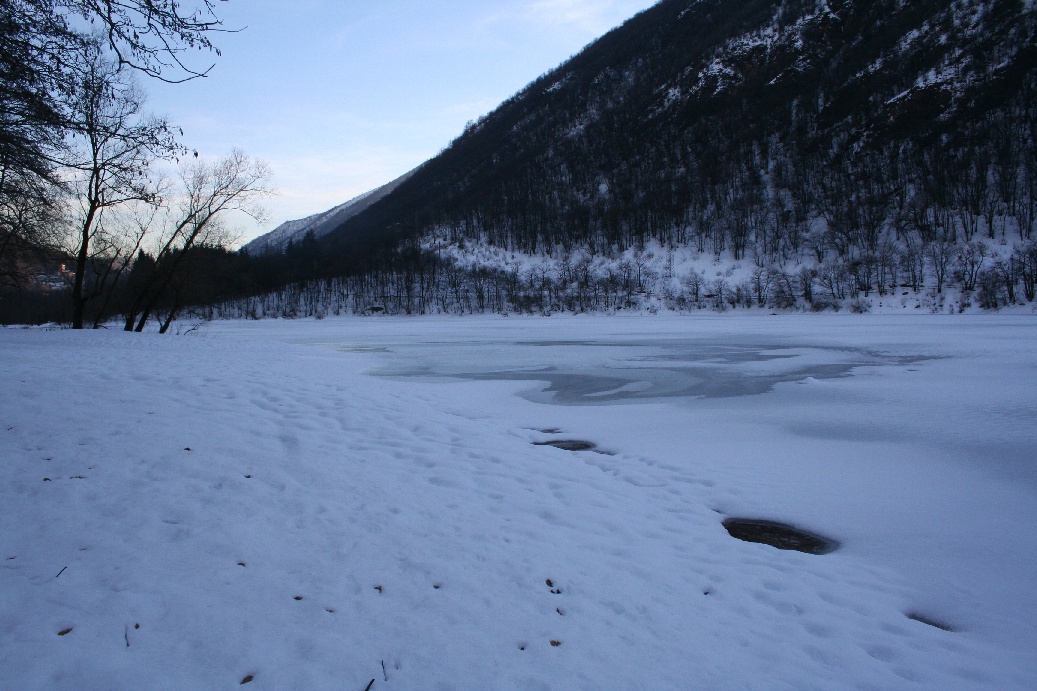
[2,315,1036,688]
[311,0,1037,276]
[414,230,1037,315]
[212,230,1037,321]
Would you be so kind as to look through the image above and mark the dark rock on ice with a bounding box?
[722,518,839,555]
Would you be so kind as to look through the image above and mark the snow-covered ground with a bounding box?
[2,314,1036,689]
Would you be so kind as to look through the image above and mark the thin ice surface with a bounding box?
[1,314,1035,689]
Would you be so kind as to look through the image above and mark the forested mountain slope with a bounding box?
[239,0,1037,317]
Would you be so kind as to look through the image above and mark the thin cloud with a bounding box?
[527,0,618,33]
[516,0,655,36]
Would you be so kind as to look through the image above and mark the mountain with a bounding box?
[242,169,415,256]
[230,0,1036,317]
[315,0,1035,265]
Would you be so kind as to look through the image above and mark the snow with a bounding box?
[545,74,572,94]
[417,234,1031,318]
[2,314,1036,689]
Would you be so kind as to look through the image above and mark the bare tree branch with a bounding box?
[124,149,271,332]
[63,36,179,328]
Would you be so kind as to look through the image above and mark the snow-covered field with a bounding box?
[2,314,1036,689]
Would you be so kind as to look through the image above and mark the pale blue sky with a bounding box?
[147,0,660,243]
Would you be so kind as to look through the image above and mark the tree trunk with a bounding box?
[70,203,99,329]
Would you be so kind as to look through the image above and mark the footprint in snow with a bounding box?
[906,612,956,632]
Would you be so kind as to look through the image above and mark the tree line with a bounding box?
[196,234,1037,321]
[0,0,270,330]
[6,0,1037,326]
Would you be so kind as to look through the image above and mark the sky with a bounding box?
[146,0,661,244]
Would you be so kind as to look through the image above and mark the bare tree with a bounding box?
[796,266,816,304]
[1,0,229,257]
[1016,242,1037,302]
[86,202,157,327]
[954,241,988,293]
[925,240,956,294]
[952,149,990,241]
[901,232,927,292]
[124,149,271,332]
[29,0,228,84]
[63,39,178,329]
[875,239,901,296]
[750,266,770,307]
[681,269,703,304]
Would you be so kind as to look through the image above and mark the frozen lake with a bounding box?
[4,313,1035,689]
[353,335,932,404]
[265,314,1036,487]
